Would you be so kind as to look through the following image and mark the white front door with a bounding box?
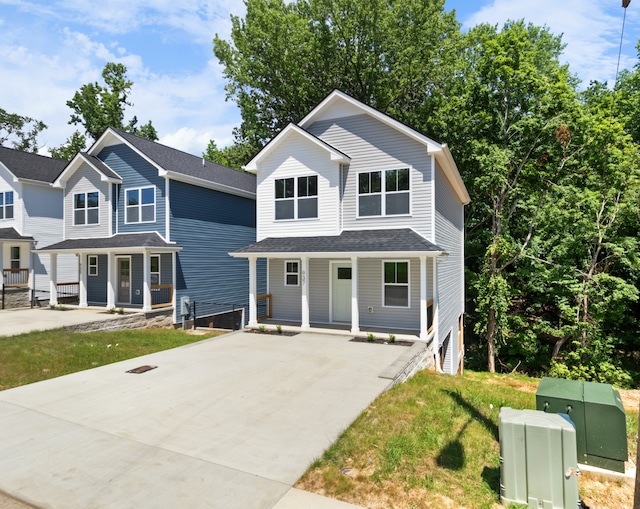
[117,257,131,304]
[331,262,352,322]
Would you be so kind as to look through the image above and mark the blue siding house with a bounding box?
[39,128,259,324]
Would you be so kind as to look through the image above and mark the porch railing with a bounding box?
[257,293,272,321]
[57,282,79,301]
[151,284,173,308]
[3,268,28,287]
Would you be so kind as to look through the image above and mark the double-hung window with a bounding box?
[74,191,99,225]
[284,260,299,286]
[358,168,410,217]
[383,261,409,307]
[10,246,20,269]
[126,186,155,223]
[275,176,317,220]
[0,191,14,220]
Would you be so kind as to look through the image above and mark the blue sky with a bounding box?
[1,0,638,156]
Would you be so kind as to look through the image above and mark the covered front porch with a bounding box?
[39,233,181,313]
[231,229,447,344]
[0,228,35,289]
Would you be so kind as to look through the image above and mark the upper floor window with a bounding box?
[126,186,155,223]
[0,191,14,220]
[358,168,410,217]
[74,191,99,225]
[275,176,317,220]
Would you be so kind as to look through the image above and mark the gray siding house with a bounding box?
[231,90,469,375]
[39,128,259,324]
[0,147,78,307]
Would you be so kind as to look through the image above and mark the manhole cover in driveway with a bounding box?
[126,365,157,374]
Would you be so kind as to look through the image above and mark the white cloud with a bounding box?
[461,0,639,87]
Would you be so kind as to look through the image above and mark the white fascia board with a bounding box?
[243,123,350,173]
[38,245,182,255]
[160,170,255,200]
[434,144,470,205]
[14,178,54,188]
[230,250,447,259]
[53,152,122,189]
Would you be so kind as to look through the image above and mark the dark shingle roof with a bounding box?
[232,229,444,255]
[0,228,34,241]
[0,146,67,183]
[110,129,256,194]
[39,232,179,251]
[80,153,121,181]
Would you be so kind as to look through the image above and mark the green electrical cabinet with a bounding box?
[499,408,580,508]
[536,377,628,472]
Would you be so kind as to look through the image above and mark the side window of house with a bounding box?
[88,255,98,276]
[0,191,14,220]
[383,261,409,307]
[74,191,99,225]
[275,176,318,220]
[358,168,409,217]
[126,186,155,223]
[10,246,20,269]
[150,255,160,285]
[284,260,299,286]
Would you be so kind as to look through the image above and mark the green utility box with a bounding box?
[499,408,580,508]
[536,377,628,472]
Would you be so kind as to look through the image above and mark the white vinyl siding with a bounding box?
[309,258,330,323]
[306,114,433,240]
[268,259,302,321]
[64,163,110,238]
[256,134,340,241]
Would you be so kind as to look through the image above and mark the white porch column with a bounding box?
[48,253,58,306]
[433,256,442,372]
[350,256,360,335]
[419,256,428,340]
[142,250,151,312]
[171,251,177,316]
[79,253,88,307]
[248,256,258,327]
[300,256,310,330]
[107,252,116,309]
[0,244,3,291]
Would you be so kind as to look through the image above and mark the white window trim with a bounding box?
[10,246,20,269]
[0,191,14,221]
[357,168,412,218]
[73,191,100,226]
[284,259,300,287]
[381,259,411,308]
[150,255,160,286]
[274,175,318,221]
[125,186,156,224]
[88,255,98,276]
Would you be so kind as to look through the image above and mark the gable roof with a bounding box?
[244,123,351,173]
[54,152,123,188]
[97,128,256,198]
[300,90,470,205]
[0,146,67,184]
[230,228,445,258]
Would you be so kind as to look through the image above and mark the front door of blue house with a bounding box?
[117,257,131,304]
[331,262,352,322]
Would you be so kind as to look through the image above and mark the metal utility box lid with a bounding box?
[499,407,579,509]
[536,377,628,472]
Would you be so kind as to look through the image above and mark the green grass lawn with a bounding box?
[297,370,638,509]
[0,327,224,390]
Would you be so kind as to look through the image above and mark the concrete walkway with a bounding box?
[0,331,411,508]
[0,307,125,337]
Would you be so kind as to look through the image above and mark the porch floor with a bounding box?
[254,319,423,342]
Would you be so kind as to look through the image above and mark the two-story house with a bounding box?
[38,128,259,324]
[231,90,470,375]
[0,147,78,308]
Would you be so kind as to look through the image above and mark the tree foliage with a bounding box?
[0,107,47,152]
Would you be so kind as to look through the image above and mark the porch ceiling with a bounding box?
[230,228,446,258]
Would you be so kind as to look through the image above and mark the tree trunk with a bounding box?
[487,306,496,372]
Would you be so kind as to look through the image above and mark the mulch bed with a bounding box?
[350,337,413,347]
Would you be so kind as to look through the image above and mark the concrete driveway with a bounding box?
[0,331,410,508]
[0,307,124,337]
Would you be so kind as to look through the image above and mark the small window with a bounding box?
[337,267,352,280]
[88,255,98,276]
[10,246,20,269]
[275,176,318,220]
[284,260,299,286]
[383,261,409,307]
[126,187,155,223]
[150,255,160,285]
[0,191,14,220]
[74,191,99,225]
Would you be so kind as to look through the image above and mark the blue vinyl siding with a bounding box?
[87,255,108,304]
[97,144,166,237]
[170,180,264,321]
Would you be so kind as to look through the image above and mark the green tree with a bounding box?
[203,139,256,170]
[0,107,47,152]
[49,130,87,160]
